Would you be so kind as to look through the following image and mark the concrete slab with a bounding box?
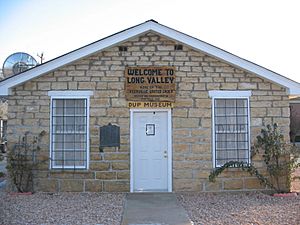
[121,193,193,225]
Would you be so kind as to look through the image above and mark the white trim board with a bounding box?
[48,90,93,97]
[130,108,172,192]
[209,90,252,98]
[1,20,300,95]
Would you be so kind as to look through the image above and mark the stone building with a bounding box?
[0,20,299,192]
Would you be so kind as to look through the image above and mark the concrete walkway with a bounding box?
[121,193,193,225]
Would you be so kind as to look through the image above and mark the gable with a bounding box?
[0,20,299,95]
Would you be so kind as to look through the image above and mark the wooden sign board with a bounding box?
[128,101,174,108]
[125,67,176,102]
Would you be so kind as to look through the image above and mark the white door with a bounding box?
[132,110,169,192]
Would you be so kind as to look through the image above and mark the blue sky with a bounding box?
[0,0,299,82]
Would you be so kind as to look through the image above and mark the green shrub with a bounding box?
[6,131,47,193]
[209,124,300,193]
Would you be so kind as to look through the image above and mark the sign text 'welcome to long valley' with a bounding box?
[125,67,176,102]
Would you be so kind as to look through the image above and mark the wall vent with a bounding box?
[119,46,128,52]
[174,44,183,51]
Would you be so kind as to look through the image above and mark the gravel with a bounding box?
[0,192,125,225]
[1,191,299,225]
[177,192,300,225]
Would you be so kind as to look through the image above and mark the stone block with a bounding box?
[238,83,257,89]
[179,83,193,91]
[117,171,130,179]
[112,162,130,170]
[96,172,116,180]
[104,153,129,161]
[90,153,102,160]
[191,143,210,154]
[173,129,190,137]
[175,136,200,144]
[108,82,124,90]
[35,179,58,192]
[188,108,210,117]
[38,82,51,90]
[90,108,106,117]
[54,70,67,76]
[251,101,272,108]
[175,99,194,107]
[68,70,85,77]
[157,45,173,51]
[106,108,129,117]
[251,118,263,126]
[90,98,110,107]
[173,118,199,128]
[244,178,265,189]
[94,90,119,98]
[185,154,211,161]
[195,99,211,108]
[215,67,235,73]
[111,98,127,107]
[251,108,267,117]
[204,181,222,192]
[68,82,78,89]
[193,170,210,179]
[191,129,210,136]
[85,180,103,192]
[173,179,202,191]
[258,83,271,90]
[60,179,84,192]
[103,181,129,192]
[206,83,221,90]
[50,171,94,179]
[89,162,110,171]
[78,82,96,89]
[172,108,188,117]
[191,91,208,98]
[223,179,243,190]
[173,161,200,170]
[174,170,193,179]
[267,108,281,117]
[51,82,67,90]
[173,144,190,153]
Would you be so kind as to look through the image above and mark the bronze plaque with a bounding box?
[125,67,176,102]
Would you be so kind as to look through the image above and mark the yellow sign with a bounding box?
[128,102,174,108]
[125,66,176,102]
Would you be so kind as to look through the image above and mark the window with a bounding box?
[209,91,251,167]
[290,103,300,143]
[48,91,92,169]
[0,119,7,140]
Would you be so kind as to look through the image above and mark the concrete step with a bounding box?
[121,193,193,225]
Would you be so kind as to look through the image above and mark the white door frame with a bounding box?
[130,108,172,192]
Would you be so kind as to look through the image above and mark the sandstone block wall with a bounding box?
[7,32,291,192]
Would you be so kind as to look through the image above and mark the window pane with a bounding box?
[53,100,64,115]
[65,100,75,115]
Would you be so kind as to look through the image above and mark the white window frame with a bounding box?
[48,91,93,170]
[209,90,252,168]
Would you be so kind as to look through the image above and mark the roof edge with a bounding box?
[1,20,300,96]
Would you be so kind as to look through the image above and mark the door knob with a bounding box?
[164,150,168,158]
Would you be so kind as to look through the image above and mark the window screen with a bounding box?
[51,99,88,169]
[214,98,250,166]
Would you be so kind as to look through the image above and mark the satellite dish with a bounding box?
[2,52,38,78]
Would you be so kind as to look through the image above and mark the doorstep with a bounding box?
[121,193,193,225]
